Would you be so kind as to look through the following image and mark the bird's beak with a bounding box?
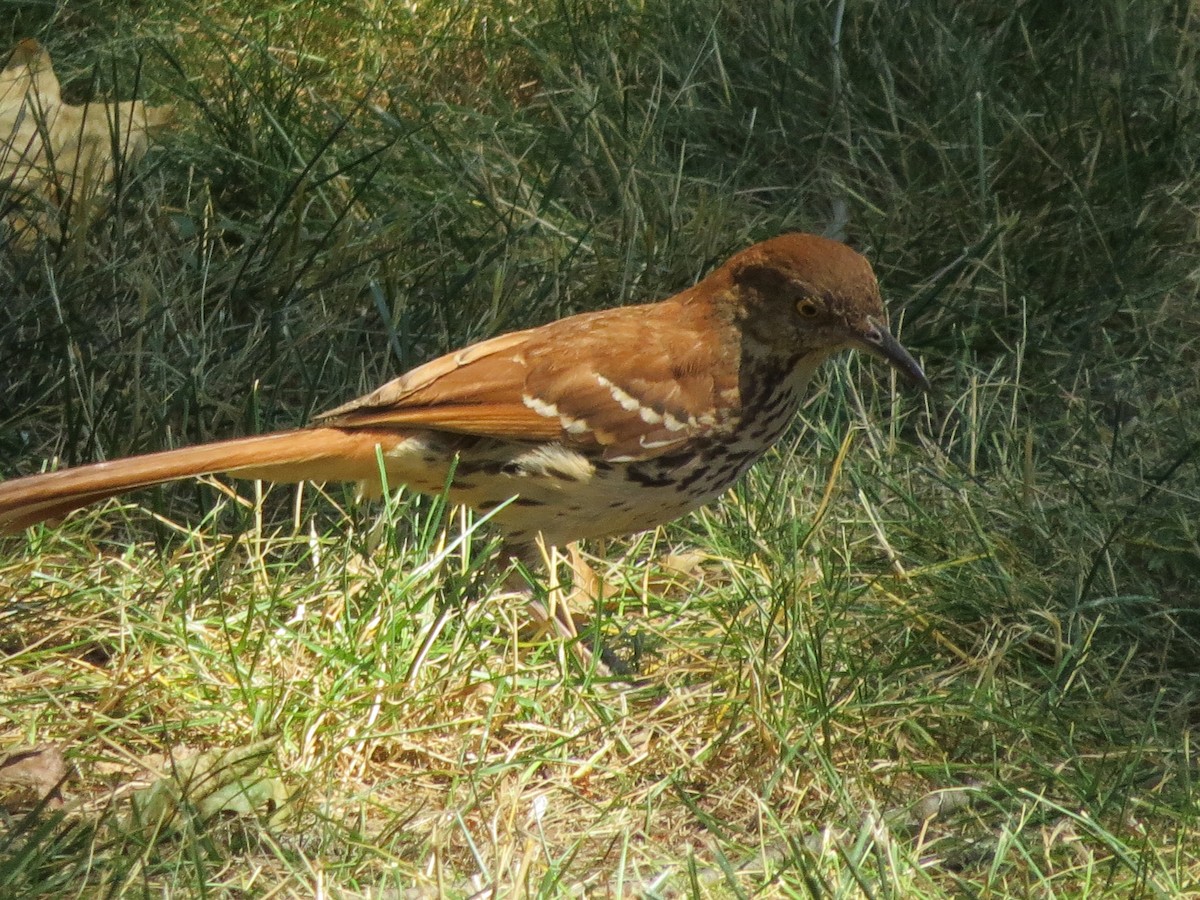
[858,319,930,391]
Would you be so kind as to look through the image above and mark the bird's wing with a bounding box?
[314,303,733,462]
[314,329,557,439]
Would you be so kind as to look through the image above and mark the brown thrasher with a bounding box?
[0,234,927,561]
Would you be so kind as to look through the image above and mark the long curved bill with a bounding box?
[860,319,930,391]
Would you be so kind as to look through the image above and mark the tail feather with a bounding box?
[0,426,409,533]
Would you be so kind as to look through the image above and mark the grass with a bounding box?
[2,0,1200,895]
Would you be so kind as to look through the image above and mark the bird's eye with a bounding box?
[796,297,822,318]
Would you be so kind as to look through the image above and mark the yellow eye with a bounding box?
[796,297,821,318]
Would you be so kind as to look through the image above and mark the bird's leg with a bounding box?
[503,539,623,676]
[502,539,587,649]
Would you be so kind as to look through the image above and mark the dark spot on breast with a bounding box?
[677,466,713,491]
[453,459,489,476]
[547,466,585,483]
[625,466,675,488]
[715,458,740,479]
[455,459,525,478]
[762,389,793,418]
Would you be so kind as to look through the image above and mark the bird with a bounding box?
[0,233,927,567]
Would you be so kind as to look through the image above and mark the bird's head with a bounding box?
[716,232,929,390]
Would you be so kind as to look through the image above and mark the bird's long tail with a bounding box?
[0,426,408,533]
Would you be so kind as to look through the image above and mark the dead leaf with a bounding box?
[0,744,68,809]
[125,740,289,836]
[0,38,172,244]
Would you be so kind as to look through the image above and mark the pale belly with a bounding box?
[370,434,756,547]
[374,361,812,548]
[484,444,764,547]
